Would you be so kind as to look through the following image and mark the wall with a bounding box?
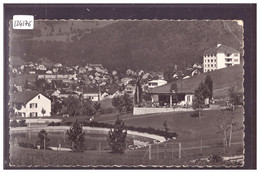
[151,95,159,102]
[184,94,193,105]
[133,107,194,115]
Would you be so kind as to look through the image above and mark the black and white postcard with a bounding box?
[4,4,256,169]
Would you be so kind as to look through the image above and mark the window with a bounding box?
[211,59,213,62]
[30,112,38,117]
[215,64,216,67]
[38,95,40,99]
[234,53,238,56]
[30,103,37,108]
[214,59,216,62]
[208,60,210,62]
[208,64,210,67]
[211,64,213,67]
[234,59,238,62]
[187,96,190,102]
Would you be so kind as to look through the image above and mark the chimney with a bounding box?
[217,44,222,47]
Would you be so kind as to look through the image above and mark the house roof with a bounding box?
[83,87,99,94]
[10,91,41,103]
[149,74,203,94]
[203,44,240,55]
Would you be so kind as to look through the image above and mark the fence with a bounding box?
[140,137,244,162]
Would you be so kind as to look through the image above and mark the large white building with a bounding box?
[10,92,51,117]
[203,44,240,73]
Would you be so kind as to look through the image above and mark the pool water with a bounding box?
[10,131,154,151]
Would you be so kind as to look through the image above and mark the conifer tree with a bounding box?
[67,120,85,152]
[192,82,210,117]
[107,118,127,154]
[205,74,213,99]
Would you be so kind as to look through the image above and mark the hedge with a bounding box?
[48,121,178,139]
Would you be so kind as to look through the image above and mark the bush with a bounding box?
[19,120,27,127]
[48,121,61,126]
[10,120,19,128]
[36,129,50,149]
[100,108,115,114]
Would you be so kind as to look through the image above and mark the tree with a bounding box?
[112,93,133,113]
[163,65,175,82]
[107,118,127,154]
[37,129,50,149]
[216,109,237,148]
[163,120,169,140]
[64,96,96,117]
[67,120,85,152]
[41,108,46,117]
[228,86,243,107]
[24,79,29,90]
[192,82,210,117]
[204,74,213,99]
[134,77,143,105]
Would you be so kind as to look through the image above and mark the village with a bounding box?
[9,43,241,118]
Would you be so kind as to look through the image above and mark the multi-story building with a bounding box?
[10,92,51,117]
[203,44,240,72]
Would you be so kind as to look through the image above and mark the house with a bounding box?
[203,44,240,72]
[10,92,51,117]
[121,77,133,85]
[46,70,53,74]
[37,64,47,71]
[59,90,78,98]
[54,63,62,68]
[83,87,100,101]
[147,79,194,107]
[191,68,203,76]
[78,67,87,74]
[147,79,167,89]
[125,84,136,95]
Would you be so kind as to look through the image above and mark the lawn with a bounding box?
[96,107,244,143]
[9,107,244,167]
[9,142,243,167]
[61,107,244,144]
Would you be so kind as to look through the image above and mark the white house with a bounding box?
[203,44,240,72]
[147,79,167,89]
[83,93,99,102]
[83,87,100,101]
[10,92,51,117]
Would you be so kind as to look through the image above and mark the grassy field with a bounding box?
[9,142,243,167]
[95,107,244,142]
[9,107,244,167]
[61,107,244,143]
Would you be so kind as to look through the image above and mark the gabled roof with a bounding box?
[203,44,240,55]
[10,91,41,104]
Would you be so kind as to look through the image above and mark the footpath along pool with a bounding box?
[10,126,168,151]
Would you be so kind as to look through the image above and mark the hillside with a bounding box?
[9,20,243,71]
[150,65,243,98]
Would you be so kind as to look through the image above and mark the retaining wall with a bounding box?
[133,107,195,115]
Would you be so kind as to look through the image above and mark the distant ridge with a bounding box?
[10,20,243,72]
